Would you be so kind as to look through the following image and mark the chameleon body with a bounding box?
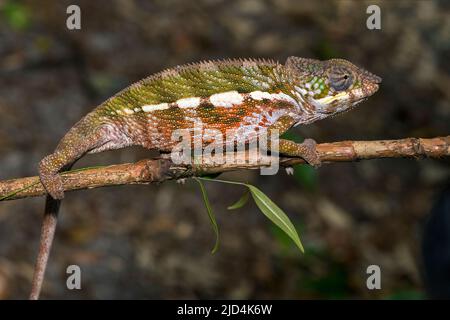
[39,57,381,199]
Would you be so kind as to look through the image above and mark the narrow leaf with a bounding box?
[194,178,220,254]
[247,185,304,253]
[227,191,250,210]
[64,165,106,174]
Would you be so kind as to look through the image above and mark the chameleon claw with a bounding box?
[39,157,65,200]
[278,138,321,168]
[40,173,65,200]
[300,138,321,168]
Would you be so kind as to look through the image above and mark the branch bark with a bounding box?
[1,136,449,201]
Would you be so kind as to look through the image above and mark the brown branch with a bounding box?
[0,135,448,300]
[1,136,449,201]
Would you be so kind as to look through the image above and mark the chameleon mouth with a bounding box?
[315,91,349,106]
[365,82,380,97]
[362,70,382,96]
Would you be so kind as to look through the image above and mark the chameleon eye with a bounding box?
[329,67,353,91]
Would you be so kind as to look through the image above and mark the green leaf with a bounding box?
[227,191,249,210]
[247,185,304,253]
[194,178,220,254]
[196,177,307,254]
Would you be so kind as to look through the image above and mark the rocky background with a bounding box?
[0,0,448,299]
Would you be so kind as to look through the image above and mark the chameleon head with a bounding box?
[286,57,382,117]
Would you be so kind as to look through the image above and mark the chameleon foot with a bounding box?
[39,157,65,200]
[300,138,321,168]
[279,138,321,168]
[40,173,64,200]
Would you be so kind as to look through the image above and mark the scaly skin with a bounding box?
[31,57,381,299]
[39,57,381,199]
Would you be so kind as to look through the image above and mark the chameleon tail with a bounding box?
[29,196,60,300]
[32,117,115,299]
[32,154,79,299]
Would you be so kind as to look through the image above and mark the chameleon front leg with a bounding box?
[267,115,321,167]
[39,124,114,200]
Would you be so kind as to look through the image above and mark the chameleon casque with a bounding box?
[39,57,381,199]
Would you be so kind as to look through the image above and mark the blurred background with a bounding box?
[0,0,449,299]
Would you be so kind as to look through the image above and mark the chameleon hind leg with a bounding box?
[267,115,321,167]
[39,124,115,199]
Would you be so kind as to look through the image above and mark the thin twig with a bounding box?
[0,136,449,201]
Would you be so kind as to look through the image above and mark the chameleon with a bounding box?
[31,57,381,299]
[39,57,381,199]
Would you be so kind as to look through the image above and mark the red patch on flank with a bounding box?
[145,96,296,150]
